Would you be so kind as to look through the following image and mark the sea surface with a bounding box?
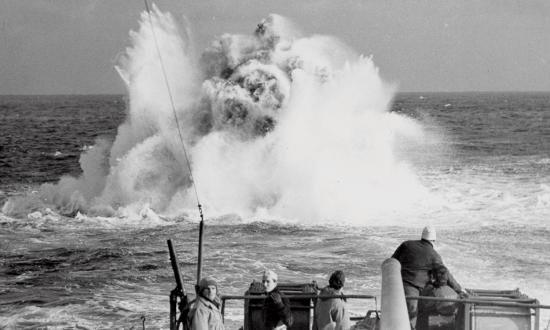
[1,93,549,329]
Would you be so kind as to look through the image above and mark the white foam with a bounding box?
[1,8,437,226]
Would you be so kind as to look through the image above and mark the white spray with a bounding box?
[4,6,432,225]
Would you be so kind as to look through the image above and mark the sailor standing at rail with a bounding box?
[262,270,294,330]
[189,277,225,330]
[313,270,351,330]
[391,226,464,330]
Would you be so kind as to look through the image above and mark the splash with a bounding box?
[4,6,431,224]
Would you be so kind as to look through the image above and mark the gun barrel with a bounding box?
[167,239,185,292]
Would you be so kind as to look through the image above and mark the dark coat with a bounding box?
[392,239,462,291]
[263,287,293,329]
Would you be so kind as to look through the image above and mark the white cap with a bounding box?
[421,226,436,241]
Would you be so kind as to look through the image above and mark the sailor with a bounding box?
[391,226,463,330]
[262,269,293,330]
[189,277,225,330]
[313,270,351,330]
[416,264,461,330]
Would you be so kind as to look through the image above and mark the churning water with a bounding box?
[1,5,549,329]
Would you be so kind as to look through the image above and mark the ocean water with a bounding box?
[1,6,550,330]
[1,92,549,329]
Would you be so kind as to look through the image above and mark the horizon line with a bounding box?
[1,90,549,97]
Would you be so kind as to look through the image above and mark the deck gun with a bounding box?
[168,239,190,330]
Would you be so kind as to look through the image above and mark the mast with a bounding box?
[143,0,205,290]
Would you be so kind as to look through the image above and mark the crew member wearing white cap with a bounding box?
[391,226,463,330]
[262,269,293,330]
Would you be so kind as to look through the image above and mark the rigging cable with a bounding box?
[143,0,205,288]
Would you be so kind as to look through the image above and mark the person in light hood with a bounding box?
[314,270,351,330]
[189,277,225,330]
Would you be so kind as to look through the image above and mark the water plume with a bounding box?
[5,7,431,225]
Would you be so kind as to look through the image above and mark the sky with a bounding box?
[0,0,549,94]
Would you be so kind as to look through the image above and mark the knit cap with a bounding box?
[198,277,218,292]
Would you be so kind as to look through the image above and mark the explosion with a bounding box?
[3,6,428,224]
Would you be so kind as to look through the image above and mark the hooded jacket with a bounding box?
[189,296,225,330]
[392,239,462,291]
[314,287,351,330]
